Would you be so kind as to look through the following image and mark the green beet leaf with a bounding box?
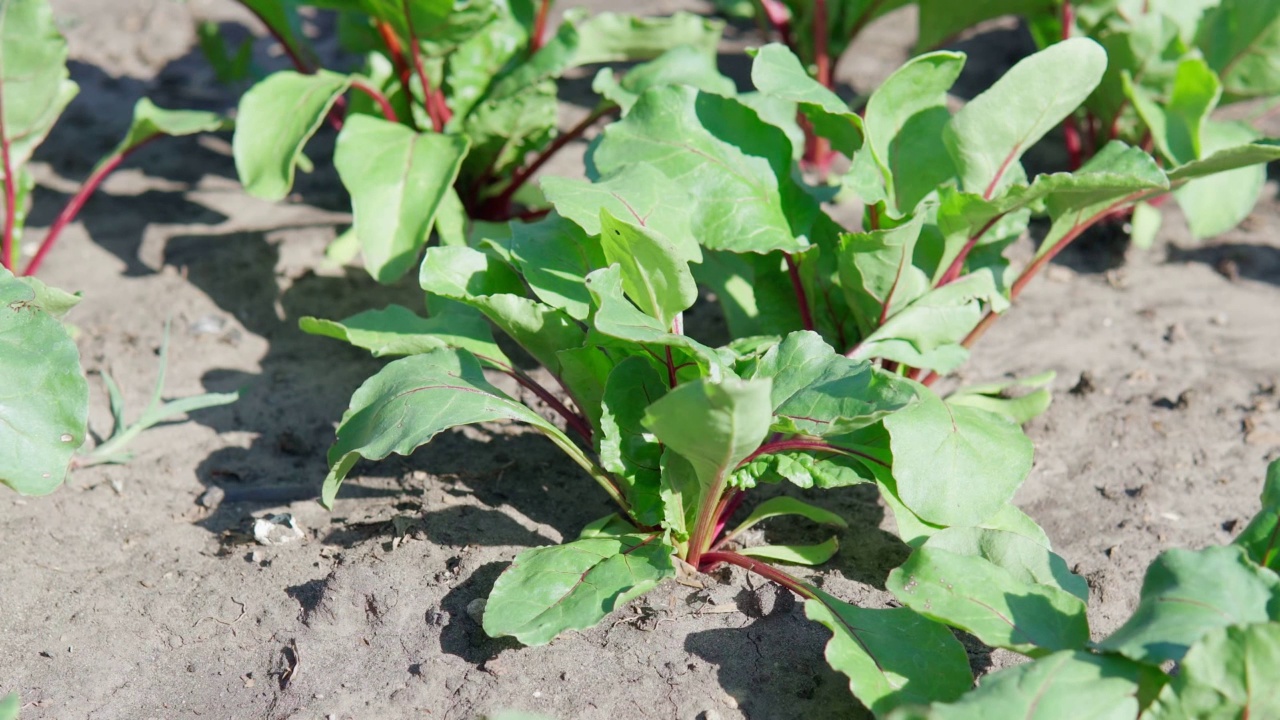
[1234,460,1280,571]
[322,348,604,507]
[233,69,351,200]
[299,303,506,362]
[1173,120,1267,239]
[112,98,227,157]
[598,208,698,328]
[750,43,863,157]
[591,85,809,255]
[1098,545,1280,665]
[421,245,585,377]
[945,38,1107,197]
[1146,623,1280,719]
[541,164,700,263]
[1197,0,1280,101]
[0,269,88,495]
[572,11,722,66]
[592,45,735,113]
[598,356,667,527]
[0,693,15,720]
[506,213,606,321]
[946,371,1055,425]
[1165,139,1280,182]
[731,448,872,490]
[837,214,931,336]
[861,51,964,214]
[0,0,78,169]
[727,495,848,540]
[888,650,1148,720]
[806,588,972,716]
[748,331,916,436]
[1125,56,1221,166]
[915,0,1058,51]
[849,271,1007,375]
[738,537,839,566]
[334,115,470,283]
[887,546,1090,656]
[482,531,675,646]
[921,527,1088,602]
[883,391,1033,527]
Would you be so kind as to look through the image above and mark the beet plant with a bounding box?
[228,0,727,283]
[0,0,239,494]
[1022,0,1280,244]
[889,459,1280,719]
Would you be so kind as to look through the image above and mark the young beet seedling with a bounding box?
[228,0,729,284]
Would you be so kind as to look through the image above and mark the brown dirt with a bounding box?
[4,1,1280,718]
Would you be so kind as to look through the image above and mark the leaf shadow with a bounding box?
[439,560,520,664]
[1167,241,1280,287]
[684,614,862,720]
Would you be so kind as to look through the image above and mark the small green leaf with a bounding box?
[299,303,506,361]
[887,546,1090,656]
[861,51,964,213]
[738,537,839,565]
[598,208,697,327]
[571,11,722,66]
[113,98,228,156]
[1146,623,1280,719]
[1129,200,1163,250]
[0,0,79,168]
[1166,139,1280,181]
[1235,460,1280,571]
[837,214,931,336]
[883,391,1033,527]
[483,532,675,646]
[946,371,1055,425]
[750,43,864,156]
[334,115,470,283]
[729,496,848,539]
[1125,56,1221,166]
[806,588,972,716]
[323,349,599,507]
[1098,546,1280,665]
[592,45,735,113]
[0,269,88,495]
[0,693,16,720]
[731,448,873,490]
[945,38,1107,196]
[1197,0,1280,101]
[599,357,667,527]
[233,69,351,200]
[890,650,1148,720]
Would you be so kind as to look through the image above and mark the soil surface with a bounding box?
[5,1,1280,718]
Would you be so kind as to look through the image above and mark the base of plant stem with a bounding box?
[699,550,817,600]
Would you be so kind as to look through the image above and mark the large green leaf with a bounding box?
[322,348,601,507]
[888,650,1148,720]
[848,271,1007,374]
[598,356,666,527]
[0,269,88,495]
[1196,0,1280,101]
[1146,623,1280,719]
[837,214,931,337]
[916,0,1060,51]
[1173,120,1267,239]
[0,0,78,169]
[233,69,351,200]
[334,115,469,283]
[945,38,1107,197]
[887,546,1090,656]
[1235,460,1280,571]
[921,527,1088,601]
[541,164,699,263]
[883,390,1033,527]
[483,531,675,646]
[747,331,916,436]
[1097,546,1280,665]
[420,246,585,376]
[299,303,506,361]
[806,588,972,716]
[750,43,864,156]
[598,208,697,328]
[861,51,965,214]
[0,693,15,720]
[506,213,605,321]
[591,85,809,254]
